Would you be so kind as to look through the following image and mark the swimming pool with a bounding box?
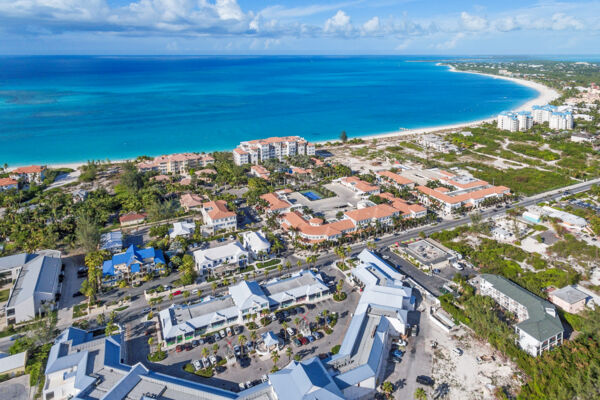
[302,191,322,201]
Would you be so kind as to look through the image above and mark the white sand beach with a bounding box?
[42,66,560,170]
[316,65,560,144]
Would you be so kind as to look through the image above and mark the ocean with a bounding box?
[0,56,537,166]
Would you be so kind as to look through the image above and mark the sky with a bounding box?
[0,0,599,55]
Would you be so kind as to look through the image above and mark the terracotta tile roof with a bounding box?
[119,212,147,223]
[12,165,45,174]
[378,192,426,216]
[441,176,489,190]
[417,185,510,205]
[179,177,192,185]
[234,148,248,155]
[438,170,456,177]
[311,158,325,166]
[203,200,235,220]
[344,204,399,222]
[180,193,204,208]
[341,176,380,193]
[151,174,170,182]
[260,192,292,211]
[245,136,308,146]
[195,169,217,175]
[281,211,355,241]
[0,178,18,187]
[376,170,413,185]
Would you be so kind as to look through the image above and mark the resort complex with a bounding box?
[233,136,315,165]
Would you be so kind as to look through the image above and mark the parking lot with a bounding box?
[134,289,360,392]
[286,183,360,219]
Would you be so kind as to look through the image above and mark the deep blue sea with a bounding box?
[0,56,537,166]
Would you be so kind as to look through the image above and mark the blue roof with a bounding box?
[102,245,165,276]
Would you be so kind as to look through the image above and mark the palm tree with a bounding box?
[414,388,427,400]
[211,281,218,294]
[271,350,280,368]
[285,260,291,271]
[381,381,394,399]
[294,317,301,327]
[238,334,247,354]
[282,321,289,340]
[296,260,302,269]
[286,346,293,361]
[250,330,257,342]
[212,343,219,355]
[201,347,209,358]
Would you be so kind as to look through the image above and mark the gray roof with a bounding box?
[0,351,27,373]
[551,285,589,305]
[7,251,61,308]
[229,280,269,310]
[481,274,563,342]
[0,253,31,272]
[269,357,344,400]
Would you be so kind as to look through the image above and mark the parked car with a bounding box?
[202,357,210,368]
[394,339,407,347]
[307,335,315,343]
[209,355,217,365]
[238,382,246,391]
[214,333,221,342]
[191,289,199,295]
[175,345,183,352]
[245,342,255,352]
[290,308,297,315]
[392,349,404,358]
[299,337,309,345]
[172,290,182,296]
[453,347,463,356]
[192,340,199,347]
[416,375,435,386]
[72,291,83,298]
[313,331,323,340]
[286,327,296,336]
[184,343,192,351]
[234,345,242,357]
[226,327,232,336]
[192,360,202,371]
[432,268,441,274]
[293,338,302,347]
[234,325,243,334]
[219,330,226,339]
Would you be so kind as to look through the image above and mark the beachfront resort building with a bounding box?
[478,274,563,356]
[0,250,62,325]
[10,165,46,184]
[417,134,460,153]
[232,136,315,165]
[137,153,214,174]
[158,270,330,348]
[532,104,574,130]
[200,200,237,232]
[101,245,165,286]
[497,111,533,132]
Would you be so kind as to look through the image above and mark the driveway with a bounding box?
[0,374,30,400]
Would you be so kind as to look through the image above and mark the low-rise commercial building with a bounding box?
[0,250,61,325]
[478,274,563,356]
[99,231,123,253]
[158,270,330,348]
[398,238,456,269]
[240,230,271,258]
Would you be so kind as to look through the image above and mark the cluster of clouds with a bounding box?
[0,0,597,49]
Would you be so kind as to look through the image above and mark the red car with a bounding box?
[299,337,309,345]
[173,290,182,296]
[175,345,183,352]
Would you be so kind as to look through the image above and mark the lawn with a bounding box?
[256,258,281,269]
[0,289,9,303]
[73,303,89,318]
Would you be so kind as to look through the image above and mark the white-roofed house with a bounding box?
[193,241,249,276]
[0,350,27,378]
[169,220,196,239]
[240,230,271,259]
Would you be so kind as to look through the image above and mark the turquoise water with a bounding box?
[0,56,537,165]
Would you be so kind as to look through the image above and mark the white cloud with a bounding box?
[362,16,380,34]
[460,11,487,31]
[324,10,352,34]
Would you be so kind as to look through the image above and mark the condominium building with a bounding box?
[532,104,557,123]
[0,250,61,325]
[137,153,214,174]
[232,136,315,165]
[497,111,533,132]
[478,274,563,356]
[549,111,574,130]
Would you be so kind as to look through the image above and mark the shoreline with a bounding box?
[37,65,560,171]
[313,64,560,145]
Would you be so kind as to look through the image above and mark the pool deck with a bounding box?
[288,183,362,219]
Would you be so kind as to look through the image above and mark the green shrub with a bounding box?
[331,345,341,355]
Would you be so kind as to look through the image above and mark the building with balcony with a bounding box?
[232,136,315,166]
[478,274,563,356]
[201,200,237,232]
[101,245,165,286]
[10,165,46,184]
[137,153,214,174]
